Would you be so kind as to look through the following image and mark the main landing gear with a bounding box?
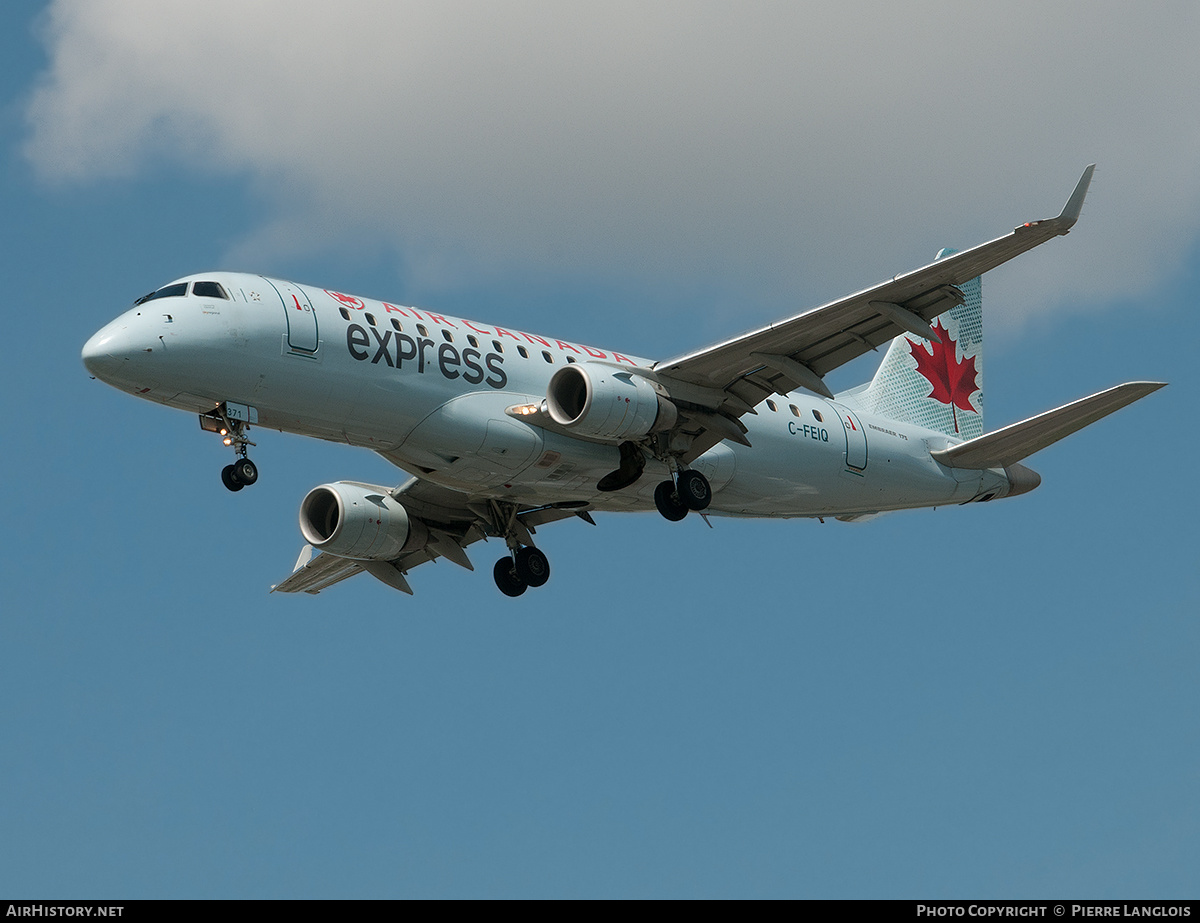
[482,499,554,597]
[654,469,711,521]
[493,546,551,597]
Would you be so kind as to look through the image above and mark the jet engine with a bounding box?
[299,482,428,560]
[545,364,678,441]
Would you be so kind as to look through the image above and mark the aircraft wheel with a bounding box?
[493,556,528,597]
[515,546,550,588]
[654,480,688,521]
[232,457,258,486]
[221,464,244,492]
[676,469,712,511]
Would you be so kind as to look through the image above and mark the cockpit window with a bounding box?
[192,281,229,300]
[134,282,188,305]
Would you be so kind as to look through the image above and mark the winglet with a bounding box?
[1054,163,1095,231]
[1016,164,1094,235]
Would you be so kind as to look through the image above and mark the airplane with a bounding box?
[81,165,1165,598]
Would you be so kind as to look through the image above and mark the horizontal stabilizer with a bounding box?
[931,381,1166,469]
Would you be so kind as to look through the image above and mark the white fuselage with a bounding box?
[82,272,1012,518]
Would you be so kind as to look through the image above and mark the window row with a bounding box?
[338,308,576,363]
[764,399,824,422]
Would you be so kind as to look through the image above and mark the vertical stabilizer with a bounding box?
[851,248,984,439]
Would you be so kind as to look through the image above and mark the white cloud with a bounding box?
[25,0,1200,329]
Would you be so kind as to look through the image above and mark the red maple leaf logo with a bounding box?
[908,319,979,434]
[325,290,365,310]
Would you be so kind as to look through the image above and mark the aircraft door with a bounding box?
[826,401,868,471]
[267,279,319,353]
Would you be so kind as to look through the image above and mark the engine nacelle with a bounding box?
[299,482,427,561]
[545,364,678,441]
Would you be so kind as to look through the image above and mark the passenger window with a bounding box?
[365,313,377,326]
[192,281,229,299]
[417,324,428,336]
[566,355,577,363]
[467,335,479,348]
[340,307,351,321]
[766,400,777,412]
[518,346,529,359]
[542,351,553,363]
[492,341,503,353]
[812,409,823,422]
[391,318,402,332]
[790,405,800,417]
[442,330,453,343]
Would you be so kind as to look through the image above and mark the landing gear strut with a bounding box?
[654,468,712,521]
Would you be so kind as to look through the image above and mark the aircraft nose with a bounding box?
[82,322,124,381]
[82,325,110,378]
[82,316,154,386]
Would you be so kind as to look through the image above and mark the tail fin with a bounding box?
[852,248,984,439]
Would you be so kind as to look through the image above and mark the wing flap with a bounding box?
[931,381,1165,470]
[272,547,364,595]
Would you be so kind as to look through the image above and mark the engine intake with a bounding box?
[546,364,677,441]
[299,482,427,560]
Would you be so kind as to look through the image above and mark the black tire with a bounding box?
[221,464,244,492]
[493,556,528,597]
[676,469,712,511]
[232,457,258,486]
[515,546,551,588]
[654,479,688,521]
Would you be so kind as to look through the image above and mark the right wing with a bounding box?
[271,477,593,595]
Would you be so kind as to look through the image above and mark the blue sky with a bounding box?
[1,2,1196,898]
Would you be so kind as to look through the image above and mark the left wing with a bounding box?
[271,477,592,596]
[653,166,1095,458]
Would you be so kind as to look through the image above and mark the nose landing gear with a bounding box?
[200,404,259,492]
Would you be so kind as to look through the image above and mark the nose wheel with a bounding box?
[221,457,259,492]
[654,469,711,521]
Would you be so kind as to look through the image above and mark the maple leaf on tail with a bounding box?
[908,319,980,434]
